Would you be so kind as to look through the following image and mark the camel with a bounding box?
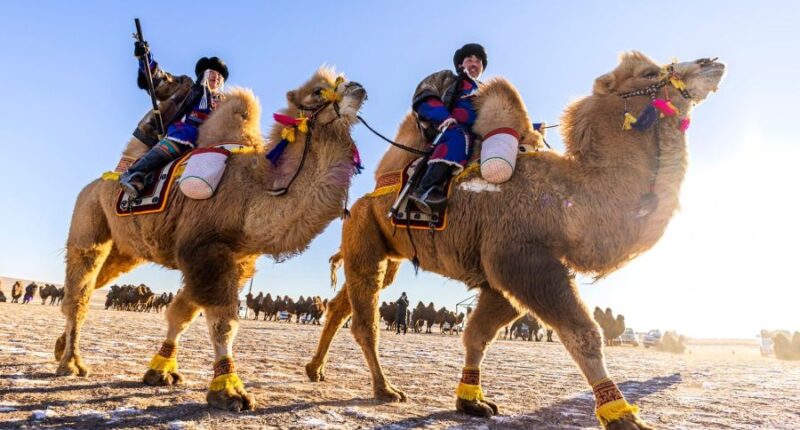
[594,307,626,346]
[23,282,38,304]
[305,53,724,428]
[656,331,688,354]
[54,68,367,412]
[11,281,22,303]
[505,313,542,341]
[772,332,800,361]
[41,284,60,305]
[245,292,264,320]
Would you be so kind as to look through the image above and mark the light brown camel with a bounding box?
[305,53,724,429]
[54,68,367,412]
[11,281,23,303]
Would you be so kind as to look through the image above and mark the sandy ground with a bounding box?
[1,293,799,430]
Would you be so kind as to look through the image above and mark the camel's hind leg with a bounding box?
[484,245,651,429]
[55,246,141,362]
[56,241,113,377]
[456,285,522,417]
[347,258,406,402]
[142,288,201,386]
[306,259,400,383]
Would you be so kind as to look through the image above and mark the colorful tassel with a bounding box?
[266,139,290,165]
[622,112,638,131]
[652,99,679,117]
[669,76,687,91]
[632,105,658,130]
[148,353,178,373]
[209,372,245,392]
[352,146,364,175]
[595,398,641,427]
[679,116,691,133]
[281,127,296,143]
[101,171,121,181]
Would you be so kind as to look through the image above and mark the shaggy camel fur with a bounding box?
[306,53,724,429]
[11,281,23,303]
[55,68,366,412]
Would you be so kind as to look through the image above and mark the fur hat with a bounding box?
[195,57,229,81]
[453,43,487,71]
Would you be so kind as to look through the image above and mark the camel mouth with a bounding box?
[338,82,367,118]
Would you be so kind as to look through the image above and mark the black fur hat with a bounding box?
[453,43,487,71]
[195,56,229,81]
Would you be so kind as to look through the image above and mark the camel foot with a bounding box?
[374,383,407,403]
[143,368,183,386]
[206,386,256,412]
[456,397,499,418]
[54,334,66,361]
[56,356,89,377]
[605,414,655,430]
[305,362,325,382]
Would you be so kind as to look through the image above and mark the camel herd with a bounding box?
[0,280,63,305]
[104,284,174,313]
[244,292,327,324]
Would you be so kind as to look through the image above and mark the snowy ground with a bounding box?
[1,294,799,429]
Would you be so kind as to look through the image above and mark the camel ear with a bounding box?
[286,90,298,106]
[593,72,616,95]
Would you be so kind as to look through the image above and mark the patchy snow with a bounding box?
[31,408,54,420]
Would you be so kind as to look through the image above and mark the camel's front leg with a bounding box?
[485,244,652,429]
[348,259,406,402]
[142,289,200,386]
[456,285,521,417]
[204,305,256,412]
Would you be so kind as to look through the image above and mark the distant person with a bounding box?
[396,292,409,334]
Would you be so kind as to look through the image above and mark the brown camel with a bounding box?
[11,281,22,303]
[656,331,688,354]
[54,68,367,412]
[305,53,724,428]
[594,307,626,346]
[773,332,800,361]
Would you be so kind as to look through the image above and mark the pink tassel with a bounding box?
[679,116,691,133]
[273,113,301,127]
[652,99,678,117]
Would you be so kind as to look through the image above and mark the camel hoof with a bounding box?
[456,397,499,418]
[207,387,257,412]
[143,368,183,386]
[54,334,66,361]
[56,358,89,377]
[605,414,655,430]
[374,384,407,403]
[305,362,325,382]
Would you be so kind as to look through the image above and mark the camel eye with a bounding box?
[313,88,324,96]
[642,70,660,79]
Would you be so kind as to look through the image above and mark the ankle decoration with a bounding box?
[148,341,178,373]
[209,356,244,392]
[455,366,485,401]
[592,377,640,426]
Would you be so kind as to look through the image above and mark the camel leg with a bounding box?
[306,260,399,383]
[142,289,201,386]
[204,304,255,412]
[456,285,522,417]
[56,241,113,377]
[484,245,651,430]
[347,259,406,402]
[305,283,350,382]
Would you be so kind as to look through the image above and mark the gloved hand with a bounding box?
[134,41,149,57]
[438,117,457,132]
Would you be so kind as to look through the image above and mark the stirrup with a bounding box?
[119,172,145,198]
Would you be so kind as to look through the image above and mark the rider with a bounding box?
[408,43,486,214]
[119,40,229,198]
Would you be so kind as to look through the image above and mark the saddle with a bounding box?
[114,152,191,216]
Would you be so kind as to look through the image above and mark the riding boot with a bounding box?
[119,140,184,198]
[408,162,453,215]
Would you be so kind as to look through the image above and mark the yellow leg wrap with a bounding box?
[101,171,121,181]
[148,353,178,374]
[209,372,245,392]
[595,399,641,426]
[455,382,485,401]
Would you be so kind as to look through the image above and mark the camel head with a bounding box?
[593,52,725,116]
[285,67,367,126]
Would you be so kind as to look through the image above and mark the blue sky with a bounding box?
[1,1,798,338]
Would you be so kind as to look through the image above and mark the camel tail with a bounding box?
[329,251,343,290]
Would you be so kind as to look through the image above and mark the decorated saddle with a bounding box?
[384,159,456,231]
[111,144,252,216]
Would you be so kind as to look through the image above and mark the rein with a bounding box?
[357,115,433,156]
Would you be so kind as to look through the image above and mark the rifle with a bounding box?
[133,18,164,136]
